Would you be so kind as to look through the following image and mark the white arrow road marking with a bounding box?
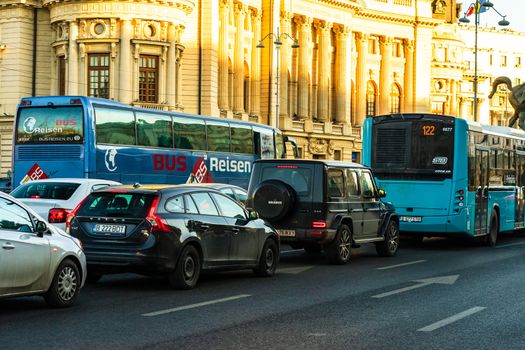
[278,266,315,274]
[372,275,459,299]
[142,294,251,317]
[418,307,486,332]
[495,242,525,249]
[376,260,427,270]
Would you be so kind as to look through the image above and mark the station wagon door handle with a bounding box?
[231,227,240,234]
[2,242,15,250]
[197,223,210,229]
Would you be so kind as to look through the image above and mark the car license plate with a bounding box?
[92,224,126,235]
[277,229,296,237]
[399,216,422,223]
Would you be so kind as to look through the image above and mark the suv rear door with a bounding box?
[346,169,365,238]
[360,170,382,238]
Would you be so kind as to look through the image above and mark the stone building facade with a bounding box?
[0,0,523,177]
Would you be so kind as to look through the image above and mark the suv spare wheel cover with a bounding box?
[252,180,295,221]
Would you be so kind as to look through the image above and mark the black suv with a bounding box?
[67,184,279,289]
[246,159,399,264]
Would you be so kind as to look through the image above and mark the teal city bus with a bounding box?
[363,113,525,245]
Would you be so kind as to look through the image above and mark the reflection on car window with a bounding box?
[11,182,80,200]
[361,171,376,197]
[327,169,345,198]
[346,170,360,196]
[0,198,33,232]
[211,193,246,219]
[261,167,311,197]
[234,189,247,203]
[184,195,199,214]
[220,188,235,200]
[190,192,219,216]
[165,196,184,213]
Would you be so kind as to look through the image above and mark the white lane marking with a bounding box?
[418,307,486,332]
[142,294,251,317]
[279,266,315,274]
[376,260,427,270]
[495,242,525,249]
[280,249,305,254]
[372,275,459,299]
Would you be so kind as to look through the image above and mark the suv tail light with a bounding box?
[49,208,70,223]
[65,197,89,233]
[146,196,170,233]
[312,221,327,229]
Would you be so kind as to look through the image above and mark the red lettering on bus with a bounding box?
[153,154,187,172]
[153,154,164,170]
[56,119,77,126]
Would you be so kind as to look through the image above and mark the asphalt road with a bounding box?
[2,234,525,350]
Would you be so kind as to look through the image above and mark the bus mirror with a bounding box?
[284,136,299,158]
[378,189,387,198]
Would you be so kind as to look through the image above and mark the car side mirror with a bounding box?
[36,220,48,237]
[248,209,259,220]
[378,189,387,198]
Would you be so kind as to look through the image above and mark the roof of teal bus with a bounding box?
[466,119,525,139]
[19,96,278,130]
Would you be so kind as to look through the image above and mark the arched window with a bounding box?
[366,81,376,117]
[390,83,401,114]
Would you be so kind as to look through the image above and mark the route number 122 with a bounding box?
[422,125,435,136]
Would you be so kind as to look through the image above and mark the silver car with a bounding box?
[11,178,121,231]
[0,192,86,307]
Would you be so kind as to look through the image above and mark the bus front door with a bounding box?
[515,153,525,229]
[475,149,489,235]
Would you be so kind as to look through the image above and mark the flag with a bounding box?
[466,0,489,17]
[20,163,48,185]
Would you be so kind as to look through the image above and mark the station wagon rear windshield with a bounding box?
[77,192,155,218]
[11,182,80,200]
[260,165,313,198]
[16,107,84,144]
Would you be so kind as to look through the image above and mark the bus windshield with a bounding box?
[371,116,455,180]
[16,106,83,144]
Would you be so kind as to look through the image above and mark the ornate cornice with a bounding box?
[43,0,194,15]
[0,0,40,8]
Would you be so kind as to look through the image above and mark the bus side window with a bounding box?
[95,107,136,145]
[173,116,206,150]
[207,122,230,152]
[231,125,253,154]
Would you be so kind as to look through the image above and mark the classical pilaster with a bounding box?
[356,32,368,125]
[166,23,177,109]
[175,26,185,110]
[218,0,230,111]
[450,79,457,116]
[403,39,414,113]
[233,3,246,113]
[279,11,293,119]
[296,16,312,120]
[334,25,351,124]
[379,36,392,115]
[68,20,79,95]
[316,21,332,122]
[250,11,262,117]
[119,19,133,104]
[460,97,468,119]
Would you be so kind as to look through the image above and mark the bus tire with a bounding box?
[486,212,499,247]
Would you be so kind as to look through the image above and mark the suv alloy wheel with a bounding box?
[325,224,352,264]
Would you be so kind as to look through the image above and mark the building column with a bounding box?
[68,20,79,95]
[296,16,312,120]
[316,21,332,122]
[460,97,468,119]
[279,11,293,120]
[335,25,351,124]
[379,36,392,115]
[166,23,177,109]
[450,79,457,116]
[403,39,414,113]
[233,4,246,113]
[175,27,185,110]
[250,11,262,117]
[218,0,230,111]
[119,19,133,104]
[356,32,368,126]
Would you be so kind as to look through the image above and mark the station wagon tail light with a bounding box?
[146,196,170,233]
[311,221,327,229]
[49,208,71,223]
[65,196,89,232]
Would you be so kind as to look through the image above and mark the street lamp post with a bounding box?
[256,27,299,129]
[459,0,509,122]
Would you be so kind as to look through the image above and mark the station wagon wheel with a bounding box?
[169,245,201,290]
[326,224,352,265]
[254,239,279,277]
[376,220,400,257]
[44,259,80,308]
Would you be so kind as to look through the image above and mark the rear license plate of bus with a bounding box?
[93,224,126,235]
[277,229,296,237]
[400,216,422,223]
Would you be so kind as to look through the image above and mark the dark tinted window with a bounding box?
[190,192,219,215]
[231,125,253,154]
[173,116,206,150]
[137,112,172,148]
[327,169,345,198]
[361,171,376,197]
[0,198,34,232]
[346,170,360,196]
[261,166,312,198]
[207,122,230,152]
[95,107,136,145]
[211,193,246,219]
[77,192,154,218]
[12,182,80,200]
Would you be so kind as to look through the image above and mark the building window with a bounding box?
[58,56,66,96]
[501,55,507,67]
[368,37,378,55]
[431,101,444,114]
[489,54,493,66]
[392,40,402,58]
[139,55,159,103]
[333,150,342,161]
[366,81,376,117]
[516,56,521,68]
[390,83,401,114]
[515,78,521,86]
[88,54,110,99]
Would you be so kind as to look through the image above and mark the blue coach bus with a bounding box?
[363,113,525,245]
[13,96,295,188]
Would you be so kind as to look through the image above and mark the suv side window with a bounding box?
[327,168,345,198]
[346,170,361,197]
[0,198,34,233]
[361,171,377,198]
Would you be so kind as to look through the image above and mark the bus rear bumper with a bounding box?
[399,212,469,236]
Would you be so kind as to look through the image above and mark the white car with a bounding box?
[11,178,121,231]
[0,191,86,307]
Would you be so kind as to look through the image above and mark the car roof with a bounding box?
[254,159,367,169]
[193,183,246,191]
[18,178,122,185]
[98,183,228,194]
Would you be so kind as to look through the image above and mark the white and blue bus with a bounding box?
[13,96,295,188]
[363,113,525,245]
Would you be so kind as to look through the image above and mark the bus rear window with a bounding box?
[16,107,83,144]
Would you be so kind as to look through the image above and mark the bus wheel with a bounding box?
[486,213,499,247]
